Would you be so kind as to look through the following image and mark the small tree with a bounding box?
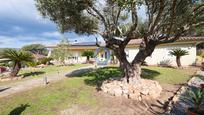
[0,49,34,77]
[82,51,94,63]
[51,37,71,64]
[169,49,189,67]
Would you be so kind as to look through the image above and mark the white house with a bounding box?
[47,37,204,66]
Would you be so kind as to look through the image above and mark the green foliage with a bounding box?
[0,49,34,64]
[22,44,48,55]
[51,37,71,61]
[181,87,204,112]
[200,51,204,58]
[35,0,204,47]
[38,57,53,65]
[0,49,34,76]
[36,0,98,34]
[26,62,38,67]
[169,49,189,57]
[82,51,94,57]
[51,48,71,61]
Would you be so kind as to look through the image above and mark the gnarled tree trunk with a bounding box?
[10,62,21,77]
[113,40,157,84]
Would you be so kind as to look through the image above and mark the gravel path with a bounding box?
[0,66,94,98]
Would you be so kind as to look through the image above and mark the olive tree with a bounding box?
[51,37,71,64]
[36,0,204,84]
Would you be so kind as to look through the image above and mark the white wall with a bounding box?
[66,51,87,64]
[126,43,197,66]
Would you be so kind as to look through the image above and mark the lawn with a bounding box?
[0,66,196,115]
[0,64,90,86]
[19,64,90,77]
[142,66,196,84]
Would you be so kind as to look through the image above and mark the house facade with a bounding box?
[47,37,204,66]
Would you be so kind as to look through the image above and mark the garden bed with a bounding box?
[167,71,204,114]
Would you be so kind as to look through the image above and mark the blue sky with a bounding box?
[0,0,146,48]
[0,0,97,48]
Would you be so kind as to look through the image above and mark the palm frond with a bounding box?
[169,48,189,57]
[0,49,34,63]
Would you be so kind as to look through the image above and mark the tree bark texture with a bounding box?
[10,62,21,77]
[113,40,157,84]
[176,56,181,67]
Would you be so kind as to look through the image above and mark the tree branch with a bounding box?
[86,9,100,20]
[149,0,165,34]
[123,2,138,46]
[193,4,204,12]
[90,5,108,31]
[166,0,177,37]
[115,7,122,25]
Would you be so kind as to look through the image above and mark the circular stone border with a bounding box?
[101,79,162,101]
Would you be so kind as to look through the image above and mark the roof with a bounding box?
[46,37,204,48]
[128,37,204,45]
[71,42,98,46]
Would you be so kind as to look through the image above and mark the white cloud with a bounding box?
[0,35,58,48]
[12,26,24,32]
[0,0,50,24]
[0,0,35,19]
[41,31,62,38]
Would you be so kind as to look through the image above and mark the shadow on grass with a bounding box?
[0,87,10,92]
[141,68,160,79]
[20,71,45,78]
[70,67,160,90]
[65,68,94,77]
[9,104,30,115]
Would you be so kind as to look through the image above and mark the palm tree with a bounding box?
[169,49,189,67]
[0,49,34,77]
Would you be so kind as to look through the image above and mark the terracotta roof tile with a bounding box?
[46,37,204,48]
[128,37,204,45]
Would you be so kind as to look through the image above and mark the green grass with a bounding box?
[142,66,195,84]
[0,77,97,115]
[0,66,195,114]
[0,64,90,86]
[19,64,89,77]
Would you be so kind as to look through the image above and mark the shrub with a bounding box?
[158,59,172,67]
[38,57,53,65]
[26,62,38,67]
[200,51,204,59]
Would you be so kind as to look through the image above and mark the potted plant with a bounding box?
[181,87,204,115]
